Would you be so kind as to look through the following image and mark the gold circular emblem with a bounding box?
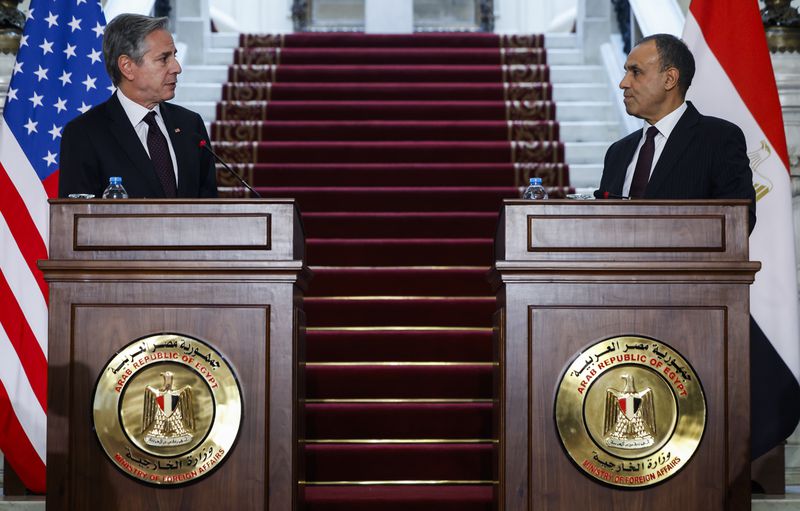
[554,336,706,488]
[93,334,242,485]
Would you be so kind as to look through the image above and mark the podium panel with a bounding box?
[492,200,758,511]
[41,200,308,511]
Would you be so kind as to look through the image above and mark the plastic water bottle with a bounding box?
[102,176,129,199]
[522,177,548,200]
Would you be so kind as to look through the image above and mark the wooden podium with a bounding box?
[40,199,308,511]
[492,200,759,511]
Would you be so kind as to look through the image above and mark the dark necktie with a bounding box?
[629,126,659,199]
[142,111,177,198]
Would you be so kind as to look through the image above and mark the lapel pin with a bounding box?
[174,128,181,134]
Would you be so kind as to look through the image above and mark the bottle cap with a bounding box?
[109,176,122,185]
[530,177,542,185]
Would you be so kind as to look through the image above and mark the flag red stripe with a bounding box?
[42,170,59,201]
[0,381,46,492]
[0,162,49,302]
[689,0,790,171]
[0,273,47,411]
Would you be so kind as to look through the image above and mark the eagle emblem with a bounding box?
[603,374,656,449]
[142,371,195,447]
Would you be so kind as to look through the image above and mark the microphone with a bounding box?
[198,139,262,198]
[593,190,630,200]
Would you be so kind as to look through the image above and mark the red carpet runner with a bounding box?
[213,32,570,510]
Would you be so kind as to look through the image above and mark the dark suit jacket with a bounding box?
[597,101,756,231]
[58,92,218,198]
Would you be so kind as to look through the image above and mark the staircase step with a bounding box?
[0,499,46,510]
[220,82,552,102]
[543,33,578,49]
[228,64,549,83]
[564,141,612,164]
[559,121,618,142]
[210,32,244,49]
[305,403,493,439]
[302,212,500,238]
[305,364,493,400]
[187,100,613,126]
[180,64,227,83]
[306,329,492,362]
[209,32,574,51]
[214,141,562,164]
[304,297,495,327]
[212,120,559,141]
[237,164,565,188]
[568,163,604,189]
[173,83,224,102]
[555,102,614,121]
[546,48,583,65]
[258,187,517,213]
[210,32,572,50]
[216,101,555,122]
[240,32,543,49]
[550,64,605,83]
[232,163,566,188]
[553,83,611,102]
[304,444,494,481]
[306,238,493,266]
[307,268,492,296]
[303,485,493,511]
[211,32,578,49]
[788,442,800,485]
[204,47,235,65]
[224,47,579,67]
[234,47,547,66]
[177,100,216,121]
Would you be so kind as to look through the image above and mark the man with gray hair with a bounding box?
[58,14,217,198]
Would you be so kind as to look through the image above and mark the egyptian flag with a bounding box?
[683,0,800,458]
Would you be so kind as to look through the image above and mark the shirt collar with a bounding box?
[643,101,687,140]
[116,88,162,126]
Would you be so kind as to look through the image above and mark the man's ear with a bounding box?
[664,67,680,92]
[118,55,135,82]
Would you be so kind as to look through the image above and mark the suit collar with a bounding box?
[645,101,701,196]
[609,131,641,195]
[115,87,158,127]
[648,101,687,141]
[104,92,166,197]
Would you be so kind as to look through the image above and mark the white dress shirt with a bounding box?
[621,101,688,197]
[116,89,179,187]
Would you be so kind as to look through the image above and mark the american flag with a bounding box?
[0,0,112,491]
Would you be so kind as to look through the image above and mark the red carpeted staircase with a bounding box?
[212,32,570,510]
